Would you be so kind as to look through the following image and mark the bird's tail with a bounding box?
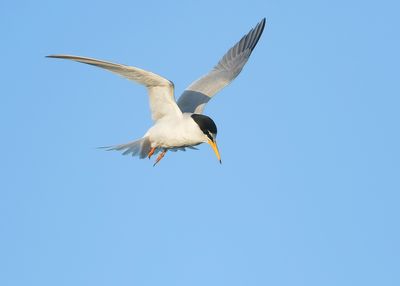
[100,137,152,159]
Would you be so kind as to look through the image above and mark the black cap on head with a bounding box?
[191,114,217,141]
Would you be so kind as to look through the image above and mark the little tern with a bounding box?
[47,18,266,165]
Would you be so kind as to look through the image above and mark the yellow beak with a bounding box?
[208,139,222,164]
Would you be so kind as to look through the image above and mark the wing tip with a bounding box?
[260,17,266,33]
[45,54,74,59]
[250,17,266,51]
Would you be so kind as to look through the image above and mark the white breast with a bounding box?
[145,113,206,148]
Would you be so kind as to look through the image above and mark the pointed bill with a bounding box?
[208,139,222,164]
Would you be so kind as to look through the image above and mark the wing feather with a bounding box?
[47,54,182,121]
[177,18,266,114]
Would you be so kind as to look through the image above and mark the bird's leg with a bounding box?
[148,147,156,159]
[153,149,167,166]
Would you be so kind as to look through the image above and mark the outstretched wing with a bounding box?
[47,55,182,121]
[177,18,266,114]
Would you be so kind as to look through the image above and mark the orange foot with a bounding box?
[148,147,156,159]
[153,149,167,166]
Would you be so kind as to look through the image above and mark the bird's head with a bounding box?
[191,114,221,164]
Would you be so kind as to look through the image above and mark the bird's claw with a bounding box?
[153,149,167,166]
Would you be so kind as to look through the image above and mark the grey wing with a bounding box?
[177,18,266,114]
[47,54,182,121]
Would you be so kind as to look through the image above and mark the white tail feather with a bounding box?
[102,137,152,159]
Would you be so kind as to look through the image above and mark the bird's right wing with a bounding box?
[47,55,182,121]
[177,18,266,114]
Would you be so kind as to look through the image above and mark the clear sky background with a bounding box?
[1,0,399,285]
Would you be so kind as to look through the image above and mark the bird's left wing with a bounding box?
[47,55,182,121]
[177,18,266,114]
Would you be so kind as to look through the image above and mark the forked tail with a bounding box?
[101,137,152,159]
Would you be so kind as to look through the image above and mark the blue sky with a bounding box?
[1,0,399,285]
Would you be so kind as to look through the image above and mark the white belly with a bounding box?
[145,113,206,148]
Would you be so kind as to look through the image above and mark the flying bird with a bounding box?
[47,18,266,166]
